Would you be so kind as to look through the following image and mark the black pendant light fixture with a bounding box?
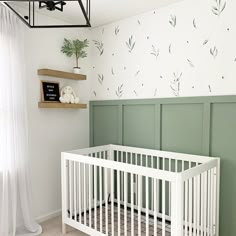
[3,0,91,28]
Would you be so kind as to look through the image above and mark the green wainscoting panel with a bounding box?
[90,96,236,236]
[161,104,203,154]
[211,103,236,236]
[92,105,120,146]
[123,104,156,149]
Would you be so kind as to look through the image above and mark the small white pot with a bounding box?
[73,67,81,74]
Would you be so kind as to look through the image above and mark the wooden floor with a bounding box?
[41,216,87,236]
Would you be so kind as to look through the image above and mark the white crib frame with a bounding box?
[61,144,220,236]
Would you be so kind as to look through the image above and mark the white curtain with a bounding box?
[0,5,42,236]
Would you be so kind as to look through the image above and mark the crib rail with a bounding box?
[61,145,220,236]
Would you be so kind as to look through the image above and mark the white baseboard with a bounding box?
[36,209,62,223]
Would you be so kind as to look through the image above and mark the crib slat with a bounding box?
[131,173,134,236]
[214,167,218,236]
[89,165,92,227]
[169,159,171,217]
[105,168,108,235]
[111,168,114,236]
[121,152,124,201]
[162,180,166,236]
[117,170,121,236]
[157,157,160,216]
[189,178,193,236]
[210,169,213,236]
[146,175,149,236]
[201,172,205,236]
[188,179,190,235]
[124,171,127,236]
[69,161,72,220]
[196,175,200,236]
[185,180,188,236]
[62,158,68,225]
[201,173,204,236]
[94,164,97,230]
[208,170,211,236]
[193,176,197,236]
[211,169,214,236]
[84,164,87,226]
[135,154,138,206]
[99,166,102,233]
[203,172,207,236]
[78,162,81,224]
[154,178,157,236]
[138,174,141,236]
[151,156,154,211]
[74,162,77,222]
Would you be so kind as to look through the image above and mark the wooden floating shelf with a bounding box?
[38,68,86,80]
[38,102,87,109]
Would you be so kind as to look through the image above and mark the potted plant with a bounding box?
[61,38,89,74]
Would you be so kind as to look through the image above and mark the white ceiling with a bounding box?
[90,0,182,27]
[6,0,182,27]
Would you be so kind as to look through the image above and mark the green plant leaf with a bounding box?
[61,38,89,66]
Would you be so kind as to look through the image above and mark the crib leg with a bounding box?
[62,223,67,234]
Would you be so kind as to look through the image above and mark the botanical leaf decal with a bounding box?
[115,26,120,35]
[98,74,104,84]
[187,59,195,68]
[133,90,138,96]
[203,39,209,46]
[210,46,218,58]
[135,70,140,77]
[126,35,136,53]
[93,40,104,56]
[170,72,182,96]
[208,85,212,93]
[169,44,172,54]
[169,15,177,27]
[154,88,158,97]
[93,91,97,96]
[193,18,197,29]
[137,20,141,25]
[151,45,159,59]
[116,84,124,98]
[111,67,115,75]
[212,0,226,16]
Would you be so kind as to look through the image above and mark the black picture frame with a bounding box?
[40,80,60,102]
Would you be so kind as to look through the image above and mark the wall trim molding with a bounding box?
[36,209,62,223]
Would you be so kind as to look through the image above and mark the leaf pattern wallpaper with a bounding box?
[90,0,235,100]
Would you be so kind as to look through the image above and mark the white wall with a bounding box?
[90,0,236,100]
[24,24,91,220]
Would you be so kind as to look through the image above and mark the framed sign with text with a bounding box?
[40,80,60,102]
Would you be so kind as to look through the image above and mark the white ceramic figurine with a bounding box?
[59,86,80,104]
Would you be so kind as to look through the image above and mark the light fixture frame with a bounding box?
[4,0,91,28]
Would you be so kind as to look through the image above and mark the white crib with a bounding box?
[61,144,220,236]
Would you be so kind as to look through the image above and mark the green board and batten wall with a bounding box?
[90,95,236,236]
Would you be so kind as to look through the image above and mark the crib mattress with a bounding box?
[71,204,171,236]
